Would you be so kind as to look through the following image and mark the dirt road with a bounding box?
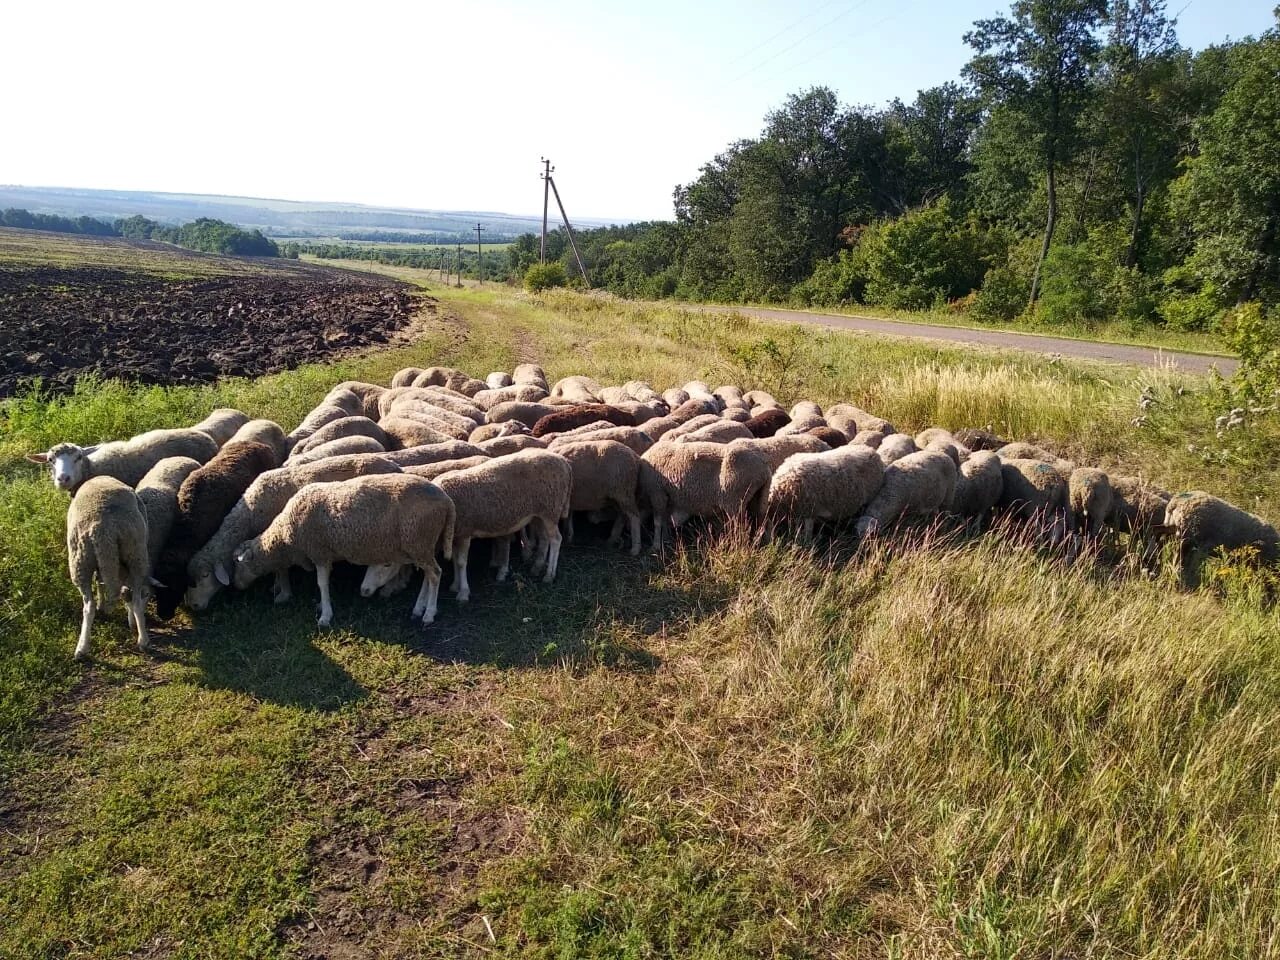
[692,303,1237,376]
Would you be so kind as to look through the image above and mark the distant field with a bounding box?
[279,237,514,252]
[0,227,280,279]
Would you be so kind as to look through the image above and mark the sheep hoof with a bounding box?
[456,593,470,605]
[73,647,90,662]
[317,615,332,628]
[273,592,291,606]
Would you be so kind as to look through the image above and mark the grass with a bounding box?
[3,259,1280,957]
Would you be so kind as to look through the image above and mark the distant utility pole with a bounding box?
[439,248,445,283]
[455,242,463,287]
[475,223,485,283]
[540,157,553,263]
[547,173,588,286]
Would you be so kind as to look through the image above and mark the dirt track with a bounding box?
[692,303,1238,376]
[0,261,427,396]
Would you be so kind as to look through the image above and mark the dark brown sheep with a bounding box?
[531,404,636,438]
[807,426,849,448]
[744,407,791,438]
[153,440,278,619]
[955,427,1007,452]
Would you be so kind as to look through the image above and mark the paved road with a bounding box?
[691,303,1237,376]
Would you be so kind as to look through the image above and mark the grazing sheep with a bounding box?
[448,374,490,397]
[233,474,456,627]
[599,386,630,406]
[997,442,1060,464]
[390,367,423,388]
[286,401,358,451]
[827,404,894,437]
[721,407,752,423]
[669,398,720,423]
[468,421,529,444]
[328,381,387,420]
[855,449,958,537]
[380,416,455,449]
[411,366,464,388]
[662,387,690,409]
[639,441,772,545]
[188,453,404,610]
[291,416,389,459]
[743,390,779,409]
[381,441,490,467]
[513,363,550,391]
[807,426,848,448]
[876,433,919,465]
[474,434,548,457]
[65,477,153,660]
[379,387,483,424]
[613,400,668,424]
[135,456,202,572]
[538,421,618,444]
[673,420,753,444]
[1106,476,1170,539]
[851,429,885,449]
[682,380,716,402]
[192,408,251,446]
[714,385,745,406]
[624,380,662,403]
[549,425,653,457]
[1069,467,1114,536]
[556,439,645,555]
[765,445,884,539]
[385,400,473,440]
[153,440,279,619]
[951,450,1004,521]
[227,419,288,465]
[28,429,219,493]
[488,401,561,428]
[776,413,826,436]
[744,408,791,438]
[550,375,602,404]
[487,372,514,389]
[639,416,681,442]
[915,427,955,449]
[434,450,573,601]
[660,414,720,441]
[998,459,1075,546]
[1163,492,1280,586]
[728,434,830,472]
[790,401,823,420]
[287,435,387,466]
[923,437,968,466]
[955,427,1006,452]
[471,384,550,410]
[404,456,492,481]
[531,404,635,438]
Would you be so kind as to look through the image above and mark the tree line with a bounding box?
[1,209,282,257]
[509,2,1280,339]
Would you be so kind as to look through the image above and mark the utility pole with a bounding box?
[475,223,485,284]
[540,157,553,264]
[547,174,588,286]
[439,248,445,283]
[455,242,463,287]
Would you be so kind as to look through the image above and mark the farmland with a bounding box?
[2,249,1279,958]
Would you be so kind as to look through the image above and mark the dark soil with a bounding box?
[0,262,430,396]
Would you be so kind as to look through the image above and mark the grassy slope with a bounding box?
[2,261,1279,958]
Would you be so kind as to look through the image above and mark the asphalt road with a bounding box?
[694,304,1238,377]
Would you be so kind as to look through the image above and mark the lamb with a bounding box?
[232,474,456,627]
[951,450,1004,521]
[669,398,720,423]
[475,434,547,456]
[876,433,919,465]
[286,401,359,451]
[728,434,830,472]
[135,456,203,572]
[997,458,1075,546]
[153,440,280,618]
[744,408,791,438]
[28,428,219,493]
[639,441,772,546]
[65,477,154,660]
[855,449,958,538]
[433,450,573,601]
[513,363,550,391]
[379,416,455,449]
[549,375,602,404]
[765,445,884,539]
[556,439,645,555]
[229,419,288,465]
[549,425,653,456]
[468,421,529,444]
[404,456,492,480]
[1163,492,1280,586]
[487,372,514,389]
[380,441,489,467]
[192,408,251,446]
[531,404,635,438]
[327,381,387,420]
[390,367,424,388]
[1068,467,1113,536]
[488,401,561,428]
[188,453,404,610]
[807,426,848,448]
[290,416,389,458]
[287,435,387,465]
[672,420,753,444]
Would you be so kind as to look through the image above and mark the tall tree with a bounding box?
[965,0,1108,304]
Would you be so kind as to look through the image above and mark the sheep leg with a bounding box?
[627,513,641,557]
[413,563,441,624]
[801,518,815,542]
[520,525,536,562]
[540,517,563,583]
[492,537,511,582]
[564,512,576,544]
[452,538,472,604]
[273,569,293,605]
[378,564,413,598]
[315,563,334,627]
[529,524,551,577]
[74,587,97,662]
[607,514,624,549]
[130,589,151,652]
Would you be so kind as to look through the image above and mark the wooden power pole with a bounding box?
[475,223,485,284]
[454,242,462,287]
[540,157,553,264]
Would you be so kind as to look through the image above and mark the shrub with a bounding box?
[861,200,995,310]
[1220,301,1280,404]
[972,264,1030,322]
[525,261,568,293]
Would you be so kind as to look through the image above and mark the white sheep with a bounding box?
[876,433,919,465]
[765,444,884,539]
[233,474,456,627]
[27,428,219,492]
[65,477,154,659]
[135,456,203,572]
[998,458,1075,546]
[1068,467,1113,536]
[287,435,387,466]
[229,419,288,465]
[671,420,754,444]
[1163,491,1280,586]
[549,375,602,404]
[727,434,830,472]
[192,408,251,446]
[951,450,1004,521]
[290,416,389,459]
[487,372,514,389]
[556,439,645,555]
[639,441,772,546]
[855,449,957,537]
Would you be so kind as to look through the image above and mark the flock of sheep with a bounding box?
[27,362,1280,660]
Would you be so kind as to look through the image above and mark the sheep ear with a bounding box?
[25,452,50,463]
[148,576,167,589]
[80,445,100,456]
[214,562,231,586]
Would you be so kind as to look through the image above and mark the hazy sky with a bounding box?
[4,0,1273,221]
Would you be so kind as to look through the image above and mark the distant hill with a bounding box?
[0,185,619,242]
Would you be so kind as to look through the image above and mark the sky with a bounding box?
[3,0,1274,222]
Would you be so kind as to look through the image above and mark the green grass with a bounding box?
[3,261,1279,957]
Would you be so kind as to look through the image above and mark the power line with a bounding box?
[722,0,847,68]
[725,0,874,86]
[751,3,915,90]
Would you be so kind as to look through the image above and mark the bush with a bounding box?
[860,200,995,310]
[1036,242,1109,326]
[1159,265,1224,332]
[524,262,568,293]
[971,265,1030,322]
[1220,301,1280,404]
